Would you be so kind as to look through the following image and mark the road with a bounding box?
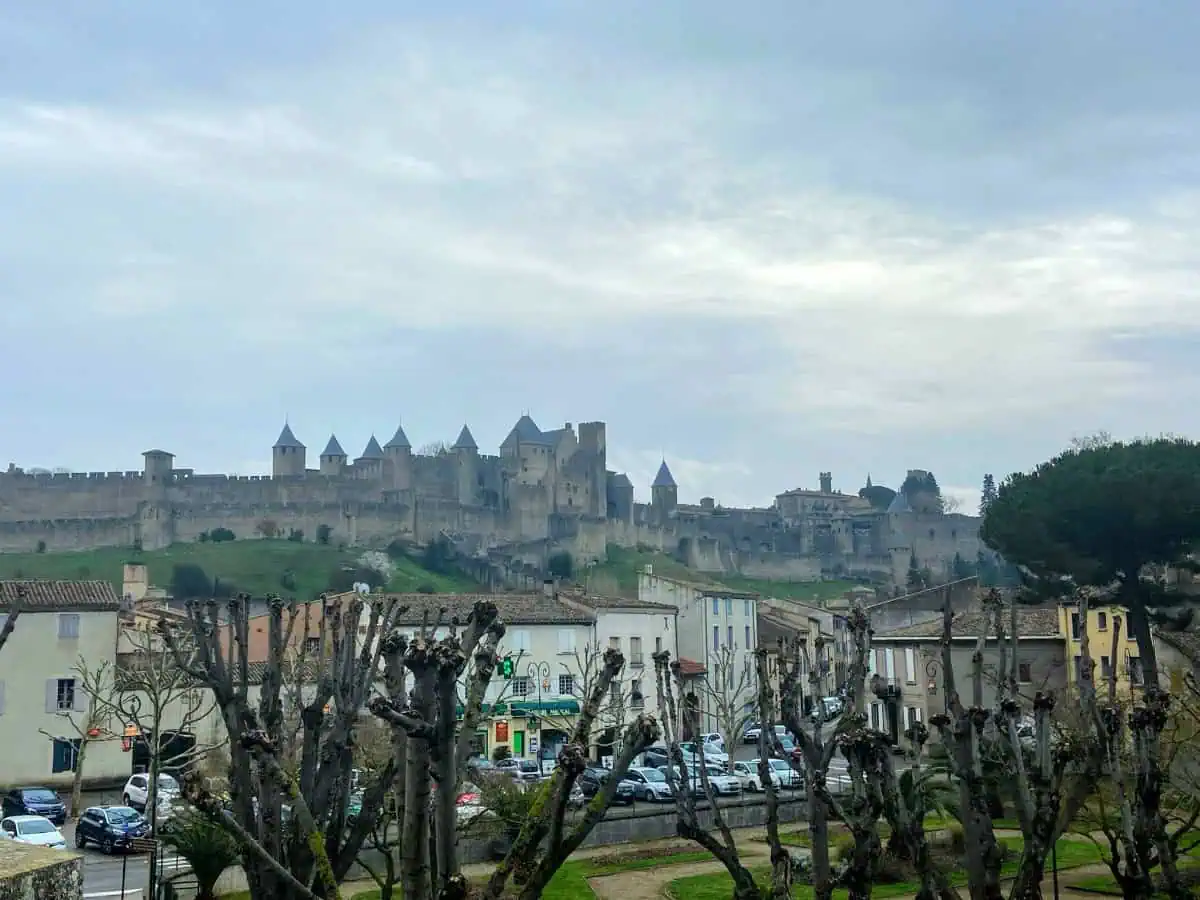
[54,814,189,896]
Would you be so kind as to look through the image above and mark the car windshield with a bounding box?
[641,769,665,782]
[105,808,141,824]
[470,759,493,768]
[519,761,539,772]
[18,820,55,834]
[705,767,724,776]
[21,790,56,803]
[769,760,790,771]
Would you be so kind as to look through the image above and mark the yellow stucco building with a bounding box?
[1059,602,1144,694]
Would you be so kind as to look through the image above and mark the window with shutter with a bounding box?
[58,614,80,640]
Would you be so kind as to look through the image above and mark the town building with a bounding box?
[1059,602,1144,695]
[871,605,1066,753]
[637,566,759,735]
[0,580,130,786]
[385,586,677,766]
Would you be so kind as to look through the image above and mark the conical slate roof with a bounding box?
[274,424,304,449]
[502,414,549,447]
[358,435,384,460]
[652,460,676,488]
[453,425,478,450]
[887,491,913,514]
[384,424,411,449]
[320,435,346,457]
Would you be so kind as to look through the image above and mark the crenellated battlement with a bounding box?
[0,415,984,588]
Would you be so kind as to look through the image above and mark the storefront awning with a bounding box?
[454,699,580,719]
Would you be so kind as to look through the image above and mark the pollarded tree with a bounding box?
[162,592,406,900]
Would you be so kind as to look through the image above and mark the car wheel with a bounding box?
[101,836,114,855]
[122,794,134,808]
[74,829,86,849]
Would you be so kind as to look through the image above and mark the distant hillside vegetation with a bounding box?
[0,539,480,600]
[587,545,862,604]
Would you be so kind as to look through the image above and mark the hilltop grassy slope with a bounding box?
[0,540,479,599]
[589,545,860,604]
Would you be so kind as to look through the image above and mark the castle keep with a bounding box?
[0,415,982,586]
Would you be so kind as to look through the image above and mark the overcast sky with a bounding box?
[3,2,1199,512]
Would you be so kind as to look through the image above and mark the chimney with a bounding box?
[819,472,833,493]
[643,564,653,575]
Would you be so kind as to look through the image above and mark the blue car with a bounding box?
[2,788,66,826]
[74,806,149,854]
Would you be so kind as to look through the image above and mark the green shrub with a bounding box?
[832,832,855,863]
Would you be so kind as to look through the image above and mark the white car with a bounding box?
[701,765,743,796]
[679,742,729,767]
[623,767,674,802]
[765,758,804,789]
[699,732,726,752]
[732,760,782,792]
[1,815,67,849]
[123,773,182,817]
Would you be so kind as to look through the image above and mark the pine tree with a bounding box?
[906,552,925,592]
[979,473,997,515]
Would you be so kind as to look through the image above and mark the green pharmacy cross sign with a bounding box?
[496,655,515,679]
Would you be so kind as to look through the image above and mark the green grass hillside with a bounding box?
[0,540,479,599]
[589,545,861,605]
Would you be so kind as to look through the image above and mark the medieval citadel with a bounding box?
[0,415,981,587]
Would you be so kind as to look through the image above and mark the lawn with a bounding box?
[666,838,1103,900]
[216,847,718,899]
[590,545,861,604]
[778,815,956,847]
[0,539,479,600]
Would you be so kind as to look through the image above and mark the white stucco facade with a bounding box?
[637,569,759,733]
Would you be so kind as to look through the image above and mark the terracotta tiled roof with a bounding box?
[677,657,707,677]
[560,589,676,612]
[0,580,121,612]
[388,593,594,626]
[114,657,323,690]
[874,606,1061,640]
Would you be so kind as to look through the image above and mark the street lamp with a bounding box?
[526,662,551,761]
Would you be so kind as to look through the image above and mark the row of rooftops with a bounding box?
[5,578,1197,666]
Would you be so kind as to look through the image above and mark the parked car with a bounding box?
[742,722,763,744]
[656,766,706,799]
[641,747,670,769]
[494,759,543,784]
[678,741,728,767]
[578,767,635,805]
[0,815,67,849]
[701,765,743,796]
[773,734,804,763]
[764,758,804,789]
[699,732,725,752]
[622,767,673,802]
[466,757,495,777]
[1,788,66,826]
[810,697,843,721]
[731,760,781,792]
[74,806,149,854]
[122,773,181,812]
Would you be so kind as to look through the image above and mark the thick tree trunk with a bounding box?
[843,826,881,900]
[807,781,834,900]
[433,669,459,895]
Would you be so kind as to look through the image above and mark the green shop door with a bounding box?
[512,730,525,756]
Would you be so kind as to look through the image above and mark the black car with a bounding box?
[74,806,149,854]
[2,787,66,826]
[578,767,635,805]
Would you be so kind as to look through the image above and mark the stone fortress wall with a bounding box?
[0,416,983,588]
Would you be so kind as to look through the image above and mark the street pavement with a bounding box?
[64,822,190,897]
